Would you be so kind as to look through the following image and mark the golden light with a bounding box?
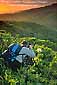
[0,3,45,14]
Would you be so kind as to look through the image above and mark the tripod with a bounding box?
[22,54,33,85]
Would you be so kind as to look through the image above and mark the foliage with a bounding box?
[0,33,57,85]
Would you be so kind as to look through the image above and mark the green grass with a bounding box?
[0,21,57,42]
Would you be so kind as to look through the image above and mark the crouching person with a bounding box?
[11,41,35,70]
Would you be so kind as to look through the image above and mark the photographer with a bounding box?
[16,41,35,62]
[11,41,35,70]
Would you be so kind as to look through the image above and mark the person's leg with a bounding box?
[10,60,21,71]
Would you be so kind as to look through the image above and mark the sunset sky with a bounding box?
[0,0,57,14]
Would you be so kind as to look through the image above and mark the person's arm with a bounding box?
[28,48,35,58]
[20,47,35,58]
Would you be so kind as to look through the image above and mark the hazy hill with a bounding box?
[0,3,57,42]
[0,3,57,29]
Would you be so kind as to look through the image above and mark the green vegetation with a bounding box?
[0,33,57,85]
[0,4,57,85]
[0,21,57,42]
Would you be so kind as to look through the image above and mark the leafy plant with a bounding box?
[0,33,57,85]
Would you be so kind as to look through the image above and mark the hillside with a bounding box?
[0,4,57,84]
[0,3,57,29]
[0,3,57,42]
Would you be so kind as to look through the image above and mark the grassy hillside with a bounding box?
[0,4,57,85]
[0,3,57,29]
[0,21,57,42]
[0,4,57,42]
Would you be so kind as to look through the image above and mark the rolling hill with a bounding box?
[0,3,57,28]
[0,3,57,42]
